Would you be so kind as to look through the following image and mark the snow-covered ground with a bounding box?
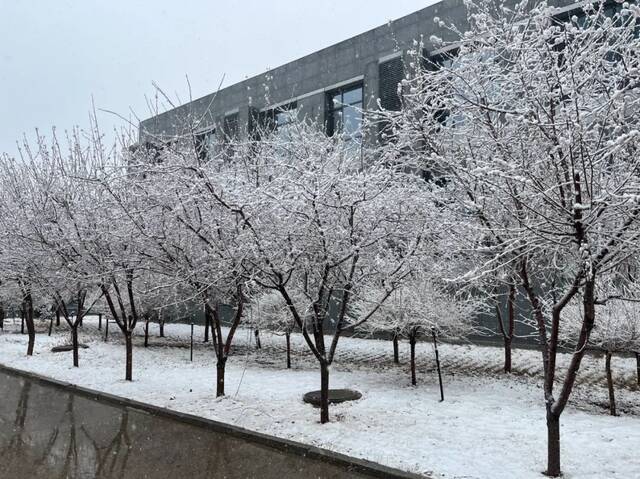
[0,317,638,479]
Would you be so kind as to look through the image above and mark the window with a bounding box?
[274,106,297,130]
[423,48,458,71]
[218,114,239,159]
[256,102,298,141]
[274,103,298,141]
[195,128,216,161]
[326,83,363,141]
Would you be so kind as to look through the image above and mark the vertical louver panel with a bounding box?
[378,56,404,111]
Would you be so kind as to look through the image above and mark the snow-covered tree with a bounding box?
[208,121,436,423]
[120,127,258,396]
[0,150,47,355]
[22,123,154,380]
[379,0,640,475]
[5,129,111,366]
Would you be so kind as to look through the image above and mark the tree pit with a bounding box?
[302,389,362,407]
[51,344,89,353]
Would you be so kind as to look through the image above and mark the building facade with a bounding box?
[139,0,609,152]
[138,0,576,151]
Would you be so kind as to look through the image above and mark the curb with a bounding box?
[0,363,429,479]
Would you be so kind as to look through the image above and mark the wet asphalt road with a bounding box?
[0,370,373,479]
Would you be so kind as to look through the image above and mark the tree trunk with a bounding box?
[216,358,227,397]
[204,306,210,343]
[24,297,35,357]
[56,307,60,327]
[159,320,165,338]
[144,319,149,348]
[392,333,399,364]
[496,283,515,374]
[546,410,561,477]
[0,302,4,330]
[98,313,102,331]
[124,332,133,381]
[605,351,617,416]
[21,309,25,334]
[48,316,54,336]
[635,352,639,387]
[506,283,515,373]
[285,332,291,369]
[320,361,330,424]
[26,322,35,356]
[504,337,512,373]
[71,325,79,368]
[254,329,262,349]
[410,335,417,386]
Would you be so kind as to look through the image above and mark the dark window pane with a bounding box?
[195,128,216,161]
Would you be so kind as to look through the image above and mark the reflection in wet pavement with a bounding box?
[0,370,372,478]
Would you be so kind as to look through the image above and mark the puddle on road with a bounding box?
[0,370,372,479]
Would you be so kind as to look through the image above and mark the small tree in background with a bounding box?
[484,273,521,374]
[247,289,302,369]
[355,276,478,387]
[563,283,640,416]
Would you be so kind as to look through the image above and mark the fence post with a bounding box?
[432,328,444,402]
[190,322,194,362]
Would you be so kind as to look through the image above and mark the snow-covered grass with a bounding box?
[0,317,639,479]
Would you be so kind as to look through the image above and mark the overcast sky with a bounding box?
[0,0,438,156]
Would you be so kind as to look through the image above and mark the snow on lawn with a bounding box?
[0,318,638,479]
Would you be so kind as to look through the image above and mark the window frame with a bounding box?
[326,82,364,140]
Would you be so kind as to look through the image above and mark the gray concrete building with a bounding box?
[138,0,586,151]
[136,0,474,148]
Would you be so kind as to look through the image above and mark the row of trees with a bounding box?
[1,1,639,476]
[0,117,470,419]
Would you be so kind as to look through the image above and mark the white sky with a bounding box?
[0,0,438,155]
